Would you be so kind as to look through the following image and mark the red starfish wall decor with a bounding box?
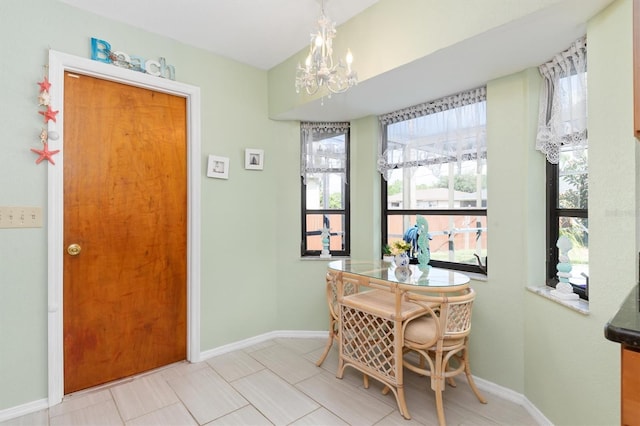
[31,141,60,165]
[38,105,59,123]
[37,76,51,92]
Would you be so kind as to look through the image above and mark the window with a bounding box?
[378,88,487,274]
[546,147,588,298]
[300,122,350,257]
[536,37,588,299]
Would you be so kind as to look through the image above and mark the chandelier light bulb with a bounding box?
[346,49,353,72]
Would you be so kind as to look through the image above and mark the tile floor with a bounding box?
[2,337,538,425]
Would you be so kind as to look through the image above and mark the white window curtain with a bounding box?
[377,87,487,181]
[300,121,349,185]
[536,36,587,164]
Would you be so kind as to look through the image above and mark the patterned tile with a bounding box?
[206,405,272,425]
[3,338,539,426]
[231,369,319,425]
[110,373,179,421]
[289,407,349,425]
[249,342,322,384]
[167,365,248,424]
[296,371,395,425]
[49,389,114,418]
[50,399,122,426]
[125,402,197,425]
[207,350,265,382]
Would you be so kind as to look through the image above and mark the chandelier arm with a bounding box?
[304,75,320,95]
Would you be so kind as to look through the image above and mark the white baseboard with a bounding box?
[472,376,553,426]
[0,330,552,425]
[198,330,328,360]
[0,398,48,423]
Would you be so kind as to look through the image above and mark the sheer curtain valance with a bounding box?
[301,121,350,185]
[377,87,487,181]
[536,36,587,164]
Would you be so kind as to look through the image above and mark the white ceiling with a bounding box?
[58,0,380,70]
[58,0,614,121]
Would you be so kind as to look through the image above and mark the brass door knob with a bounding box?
[67,243,81,256]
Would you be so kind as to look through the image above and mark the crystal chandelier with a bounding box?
[295,1,358,97]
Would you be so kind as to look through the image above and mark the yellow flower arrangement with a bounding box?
[390,240,411,255]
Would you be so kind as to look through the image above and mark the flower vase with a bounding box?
[394,252,410,268]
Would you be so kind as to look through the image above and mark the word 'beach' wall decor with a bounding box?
[90,38,176,80]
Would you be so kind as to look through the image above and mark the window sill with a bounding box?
[465,271,488,282]
[526,285,589,315]
[299,256,350,261]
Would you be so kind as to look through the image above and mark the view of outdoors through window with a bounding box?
[385,160,487,266]
[557,145,589,289]
[542,66,589,297]
[301,128,349,256]
[381,94,487,273]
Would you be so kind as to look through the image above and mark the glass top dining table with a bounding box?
[327,259,470,289]
[327,259,472,419]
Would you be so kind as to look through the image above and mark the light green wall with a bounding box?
[473,67,545,395]
[350,116,381,260]
[473,1,633,424]
[0,0,285,410]
[267,115,382,331]
[522,1,635,424]
[270,119,330,330]
[1,1,636,425]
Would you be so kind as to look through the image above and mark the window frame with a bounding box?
[300,125,351,257]
[545,156,589,300]
[381,188,487,274]
[379,91,488,275]
[537,38,588,300]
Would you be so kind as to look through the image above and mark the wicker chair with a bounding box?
[337,278,429,419]
[402,287,487,426]
[316,270,359,366]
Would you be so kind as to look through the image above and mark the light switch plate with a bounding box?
[0,206,43,228]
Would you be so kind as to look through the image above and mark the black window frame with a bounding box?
[545,156,589,300]
[300,125,351,257]
[381,190,487,274]
[379,91,488,276]
[539,42,589,300]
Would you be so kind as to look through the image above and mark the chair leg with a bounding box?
[434,388,446,426]
[397,386,412,420]
[336,360,345,379]
[445,362,457,388]
[315,332,334,367]
[431,349,445,392]
[463,351,487,404]
[431,349,447,425]
[380,385,410,419]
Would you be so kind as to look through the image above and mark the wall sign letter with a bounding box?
[90,37,176,80]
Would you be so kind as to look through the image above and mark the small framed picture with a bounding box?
[244,148,264,170]
[207,155,229,179]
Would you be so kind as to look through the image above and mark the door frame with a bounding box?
[46,50,201,406]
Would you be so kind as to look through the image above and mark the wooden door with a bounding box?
[63,72,187,394]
